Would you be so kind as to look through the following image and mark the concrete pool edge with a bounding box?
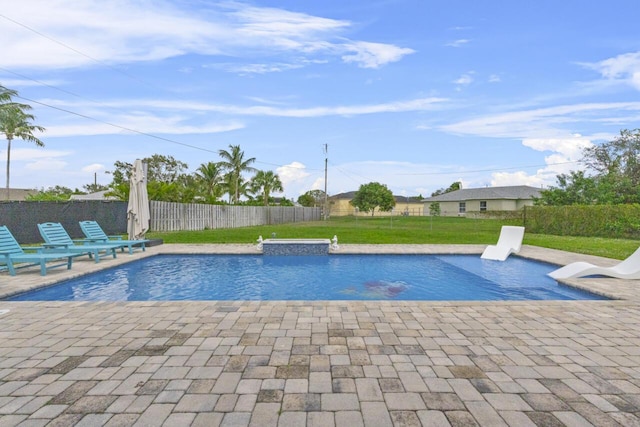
[1,244,637,302]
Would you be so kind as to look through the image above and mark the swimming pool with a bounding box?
[7,254,606,301]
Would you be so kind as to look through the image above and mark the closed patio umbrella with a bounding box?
[127,159,150,240]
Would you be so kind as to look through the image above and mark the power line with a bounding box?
[16,95,222,154]
[15,94,320,171]
[0,67,95,102]
[1,14,324,173]
[0,13,153,88]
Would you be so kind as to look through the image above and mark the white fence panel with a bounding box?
[149,201,321,231]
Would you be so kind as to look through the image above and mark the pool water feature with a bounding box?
[261,238,331,255]
[7,254,607,302]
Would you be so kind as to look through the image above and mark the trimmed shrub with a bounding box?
[466,210,524,221]
[524,205,640,239]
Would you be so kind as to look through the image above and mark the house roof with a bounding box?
[423,185,542,202]
[69,190,119,201]
[329,191,423,203]
[330,191,357,200]
[0,188,37,201]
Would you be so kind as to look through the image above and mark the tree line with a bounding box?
[24,148,293,206]
[103,150,288,205]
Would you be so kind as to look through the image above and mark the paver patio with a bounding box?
[0,244,638,426]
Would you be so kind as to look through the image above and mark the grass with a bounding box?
[147,216,639,260]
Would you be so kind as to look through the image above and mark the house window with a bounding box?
[459,202,466,213]
[480,201,487,211]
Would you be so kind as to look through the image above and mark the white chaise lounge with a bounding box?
[481,226,525,261]
[548,247,640,279]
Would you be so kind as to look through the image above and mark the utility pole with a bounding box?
[323,144,328,220]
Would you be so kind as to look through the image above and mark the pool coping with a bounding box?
[1,244,637,302]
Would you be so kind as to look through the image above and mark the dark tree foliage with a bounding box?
[297,189,326,207]
[537,129,640,205]
[250,170,284,206]
[25,186,79,201]
[431,181,461,197]
[350,182,395,216]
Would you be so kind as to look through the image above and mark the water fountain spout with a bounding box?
[331,235,339,250]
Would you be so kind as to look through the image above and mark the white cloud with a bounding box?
[44,116,245,138]
[454,73,473,86]
[341,41,415,69]
[310,177,325,191]
[491,171,546,187]
[490,135,593,187]
[274,161,317,198]
[230,4,349,42]
[25,95,446,140]
[43,96,448,124]
[488,74,501,83]
[24,158,68,172]
[582,51,640,90]
[0,147,70,161]
[522,135,592,160]
[0,78,66,88]
[446,39,470,48]
[441,103,631,187]
[441,102,640,138]
[81,163,105,173]
[453,72,475,91]
[277,161,310,184]
[208,62,306,75]
[1,1,413,70]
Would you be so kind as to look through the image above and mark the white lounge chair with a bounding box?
[548,247,640,279]
[481,226,525,261]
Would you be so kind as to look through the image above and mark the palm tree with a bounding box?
[195,161,225,202]
[0,85,17,104]
[0,103,45,200]
[251,170,284,206]
[218,144,257,204]
[236,178,254,202]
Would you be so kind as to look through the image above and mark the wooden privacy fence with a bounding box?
[150,201,322,231]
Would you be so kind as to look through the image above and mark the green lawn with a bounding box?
[147,216,639,260]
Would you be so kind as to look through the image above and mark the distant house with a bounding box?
[423,185,542,216]
[69,190,119,201]
[0,188,38,201]
[329,191,424,216]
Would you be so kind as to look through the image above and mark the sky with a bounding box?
[1,0,639,200]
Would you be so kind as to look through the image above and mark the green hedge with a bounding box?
[466,210,524,221]
[524,205,640,239]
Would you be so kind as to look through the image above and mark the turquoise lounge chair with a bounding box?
[37,222,121,263]
[79,220,148,254]
[0,226,78,276]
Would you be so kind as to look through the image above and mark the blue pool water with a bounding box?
[7,254,606,302]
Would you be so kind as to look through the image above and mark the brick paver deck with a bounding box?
[0,244,638,426]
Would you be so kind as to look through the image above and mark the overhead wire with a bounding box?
[0,13,153,88]
[0,13,321,172]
